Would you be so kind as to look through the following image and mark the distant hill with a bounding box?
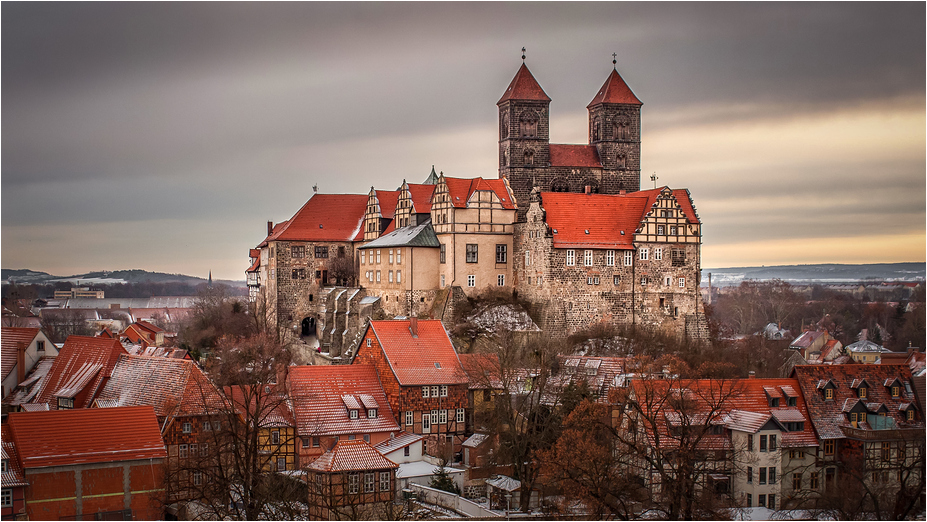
[702,262,925,287]
[2,268,246,288]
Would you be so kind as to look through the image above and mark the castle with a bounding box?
[247,59,707,355]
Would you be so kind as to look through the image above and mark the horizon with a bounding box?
[3,3,924,280]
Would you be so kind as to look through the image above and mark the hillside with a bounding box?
[2,268,246,288]
[702,262,925,287]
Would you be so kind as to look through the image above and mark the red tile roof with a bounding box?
[306,439,397,472]
[407,183,436,213]
[258,221,289,248]
[587,68,642,107]
[723,378,818,448]
[7,406,166,469]
[443,177,516,210]
[549,144,602,168]
[224,385,294,428]
[375,190,401,219]
[269,194,368,243]
[366,320,468,386]
[459,353,503,390]
[95,354,224,422]
[33,336,126,408]
[287,365,399,437]
[497,63,550,104]
[541,192,648,249]
[1,327,41,380]
[1,425,28,488]
[792,364,923,440]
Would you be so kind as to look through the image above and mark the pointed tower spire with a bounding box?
[587,68,642,107]
[208,271,213,287]
[497,63,551,104]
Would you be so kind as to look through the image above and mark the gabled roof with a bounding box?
[267,194,368,243]
[358,221,440,250]
[497,63,550,104]
[790,330,826,348]
[1,327,42,380]
[587,68,642,107]
[406,183,436,214]
[845,340,890,354]
[7,406,166,469]
[287,365,399,437]
[95,354,224,422]
[549,144,603,168]
[540,192,649,249]
[364,320,467,386]
[792,364,924,440]
[224,385,294,428]
[374,431,424,455]
[306,439,398,472]
[33,336,126,408]
[443,176,516,210]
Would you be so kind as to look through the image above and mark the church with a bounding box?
[247,58,708,354]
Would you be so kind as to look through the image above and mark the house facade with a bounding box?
[305,440,399,521]
[1,327,58,401]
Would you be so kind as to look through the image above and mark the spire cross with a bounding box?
[521,47,526,61]
[650,173,659,189]
[612,52,617,68]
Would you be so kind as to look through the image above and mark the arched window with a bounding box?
[524,148,535,166]
[616,151,628,170]
[501,112,509,139]
[520,111,539,138]
[550,179,570,193]
[592,118,601,141]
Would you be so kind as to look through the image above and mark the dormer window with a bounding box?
[1,459,7,472]
[824,388,834,400]
[57,397,74,410]
[770,398,780,407]
[891,385,900,398]
[858,387,867,398]
[349,409,359,420]
[788,397,797,407]
[907,409,915,421]
[367,409,377,419]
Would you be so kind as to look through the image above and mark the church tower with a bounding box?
[497,62,551,215]
[587,65,642,193]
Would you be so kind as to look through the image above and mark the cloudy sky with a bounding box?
[3,3,924,281]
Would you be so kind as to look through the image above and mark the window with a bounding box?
[366,338,372,347]
[315,246,328,258]
[292,245,305,258]
[770,434,777,451]
[587,276,600,285]
[792,472,802,491]
[859,387,867,398]
[422,412,431,430]
[376,250,381,263]
[769,467,777,484]
[271,430,280,445]
[348,473,359,494]
[423,386,430,398]
[457,408,465,423]
[431,410,439,425]
[364,434,370,443]
[37,341,45,352]
[292,268,306,279]
[404,446,410,457]
[525,251,531,266]
[349,410,358,419]
[388,271,393,283]
[746,494,752,508]
[613,275,621,285]
[57,397,74,409]
[566,250,575,266]
[183,422,192,434]
[179,444,188,458]
[498,274,505,287]
[313,437,320,448]
[406,411,413,426]
[496,244,507,263]
[907,409,915,421]
[881,442,891,461]
[201,444,208,457]
[439,409,448,424]
[440,244,446,263]
[380,471,390,492]
[640,276,648,286]
[670,226,677,236]
[759,494,766,507]
[431,386,439,397]
[277,457,286,471]
[759,467,767,484]
[788,396,797,407]
[679,277,685,288]
[654,248,662,260]
[639,248,648,260]
[789,449,805,459]
[768,494,776,510]
[396,249,401,264]
[810,472,819,490]
[747,466,753,483]
[824,440,835,455]
[193,470,203,486]
[671,248,685,267]
[389,250,394,264]
[440,385,448,397]
[760,435,768,452]
[584,250,593,266]
[361,251,366,264]
[301,437,310,448]
[376,271,380,282]
[657,225,665,235]
[624,251,633,266]
[606,250,615,266]
[397,270,402,283]
[747,434,754,451]
[824,388,833,400]
[466,244,478,263]
[467,275,475,287]
[368,409,377,418]
[891,385,900,397]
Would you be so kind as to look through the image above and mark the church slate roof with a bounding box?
[497,63,551,104]
[587,68,643,107]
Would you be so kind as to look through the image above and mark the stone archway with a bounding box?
[301,317,317,337]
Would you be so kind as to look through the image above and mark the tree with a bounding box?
[180,285,253,358]
[430,463,461,495]
[40,308,95,342]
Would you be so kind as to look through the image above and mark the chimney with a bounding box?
[16,342,26,384]
[584,185,591,195]
[267,221,274,236]
[748,370,756,379]
[410,317,419,338]
[619,189,627,196]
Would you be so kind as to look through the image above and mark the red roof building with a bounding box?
[5,406,167,520]
[2,327,57,400]
[123,320,166,347]
[31,335,126,411]
[353,319,469,457]
[287,365,400,465]
[305,439,398,520]
[2,424,28,519]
